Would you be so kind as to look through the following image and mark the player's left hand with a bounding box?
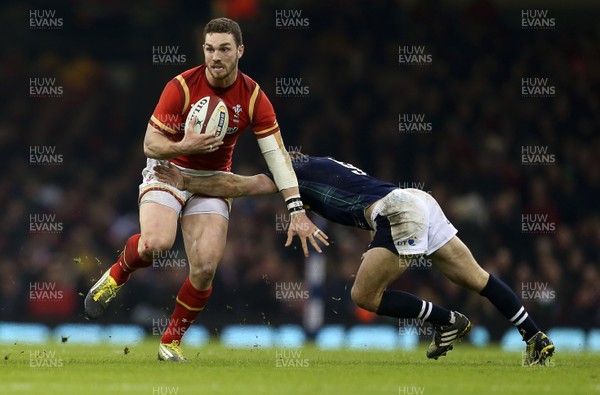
[285,212,329,257]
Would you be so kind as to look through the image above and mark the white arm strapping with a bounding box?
[257,134,299,191]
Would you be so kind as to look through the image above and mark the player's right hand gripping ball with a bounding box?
[185,96,229,141]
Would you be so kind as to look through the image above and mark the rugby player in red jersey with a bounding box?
[84,18,328,361]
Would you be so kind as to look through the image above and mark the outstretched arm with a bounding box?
[154,162,330,256]
[154,162,276,197]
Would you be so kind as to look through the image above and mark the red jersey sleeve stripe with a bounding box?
[254,122,280,137]
[248,84,261,123]
[150,115,178,134]
[175,75,190,115]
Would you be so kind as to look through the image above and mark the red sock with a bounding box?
[161,277,212,344]
[109,234,152,285]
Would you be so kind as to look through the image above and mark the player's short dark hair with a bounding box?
[204,18,243,47]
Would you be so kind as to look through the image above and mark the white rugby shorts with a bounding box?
[368,188,457,256]
[138,158,231,219]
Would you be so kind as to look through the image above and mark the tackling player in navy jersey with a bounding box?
[154,154,555,365]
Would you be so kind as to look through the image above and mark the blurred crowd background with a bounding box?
[0,0,598,340]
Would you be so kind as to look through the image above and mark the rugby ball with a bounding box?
[185,96,229,140]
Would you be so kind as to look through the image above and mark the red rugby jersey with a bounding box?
[149,65,280,171]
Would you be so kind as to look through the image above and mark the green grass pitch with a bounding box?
[2,340,598,395]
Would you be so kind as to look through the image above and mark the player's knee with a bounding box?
[465,268,489,292]
[189,261,218,285]
[453,276,473,290]
[452,259,489,292]
[351,285,379,312]
[137,235,174,260]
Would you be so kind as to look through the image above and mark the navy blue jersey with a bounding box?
[266,156,398,229]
